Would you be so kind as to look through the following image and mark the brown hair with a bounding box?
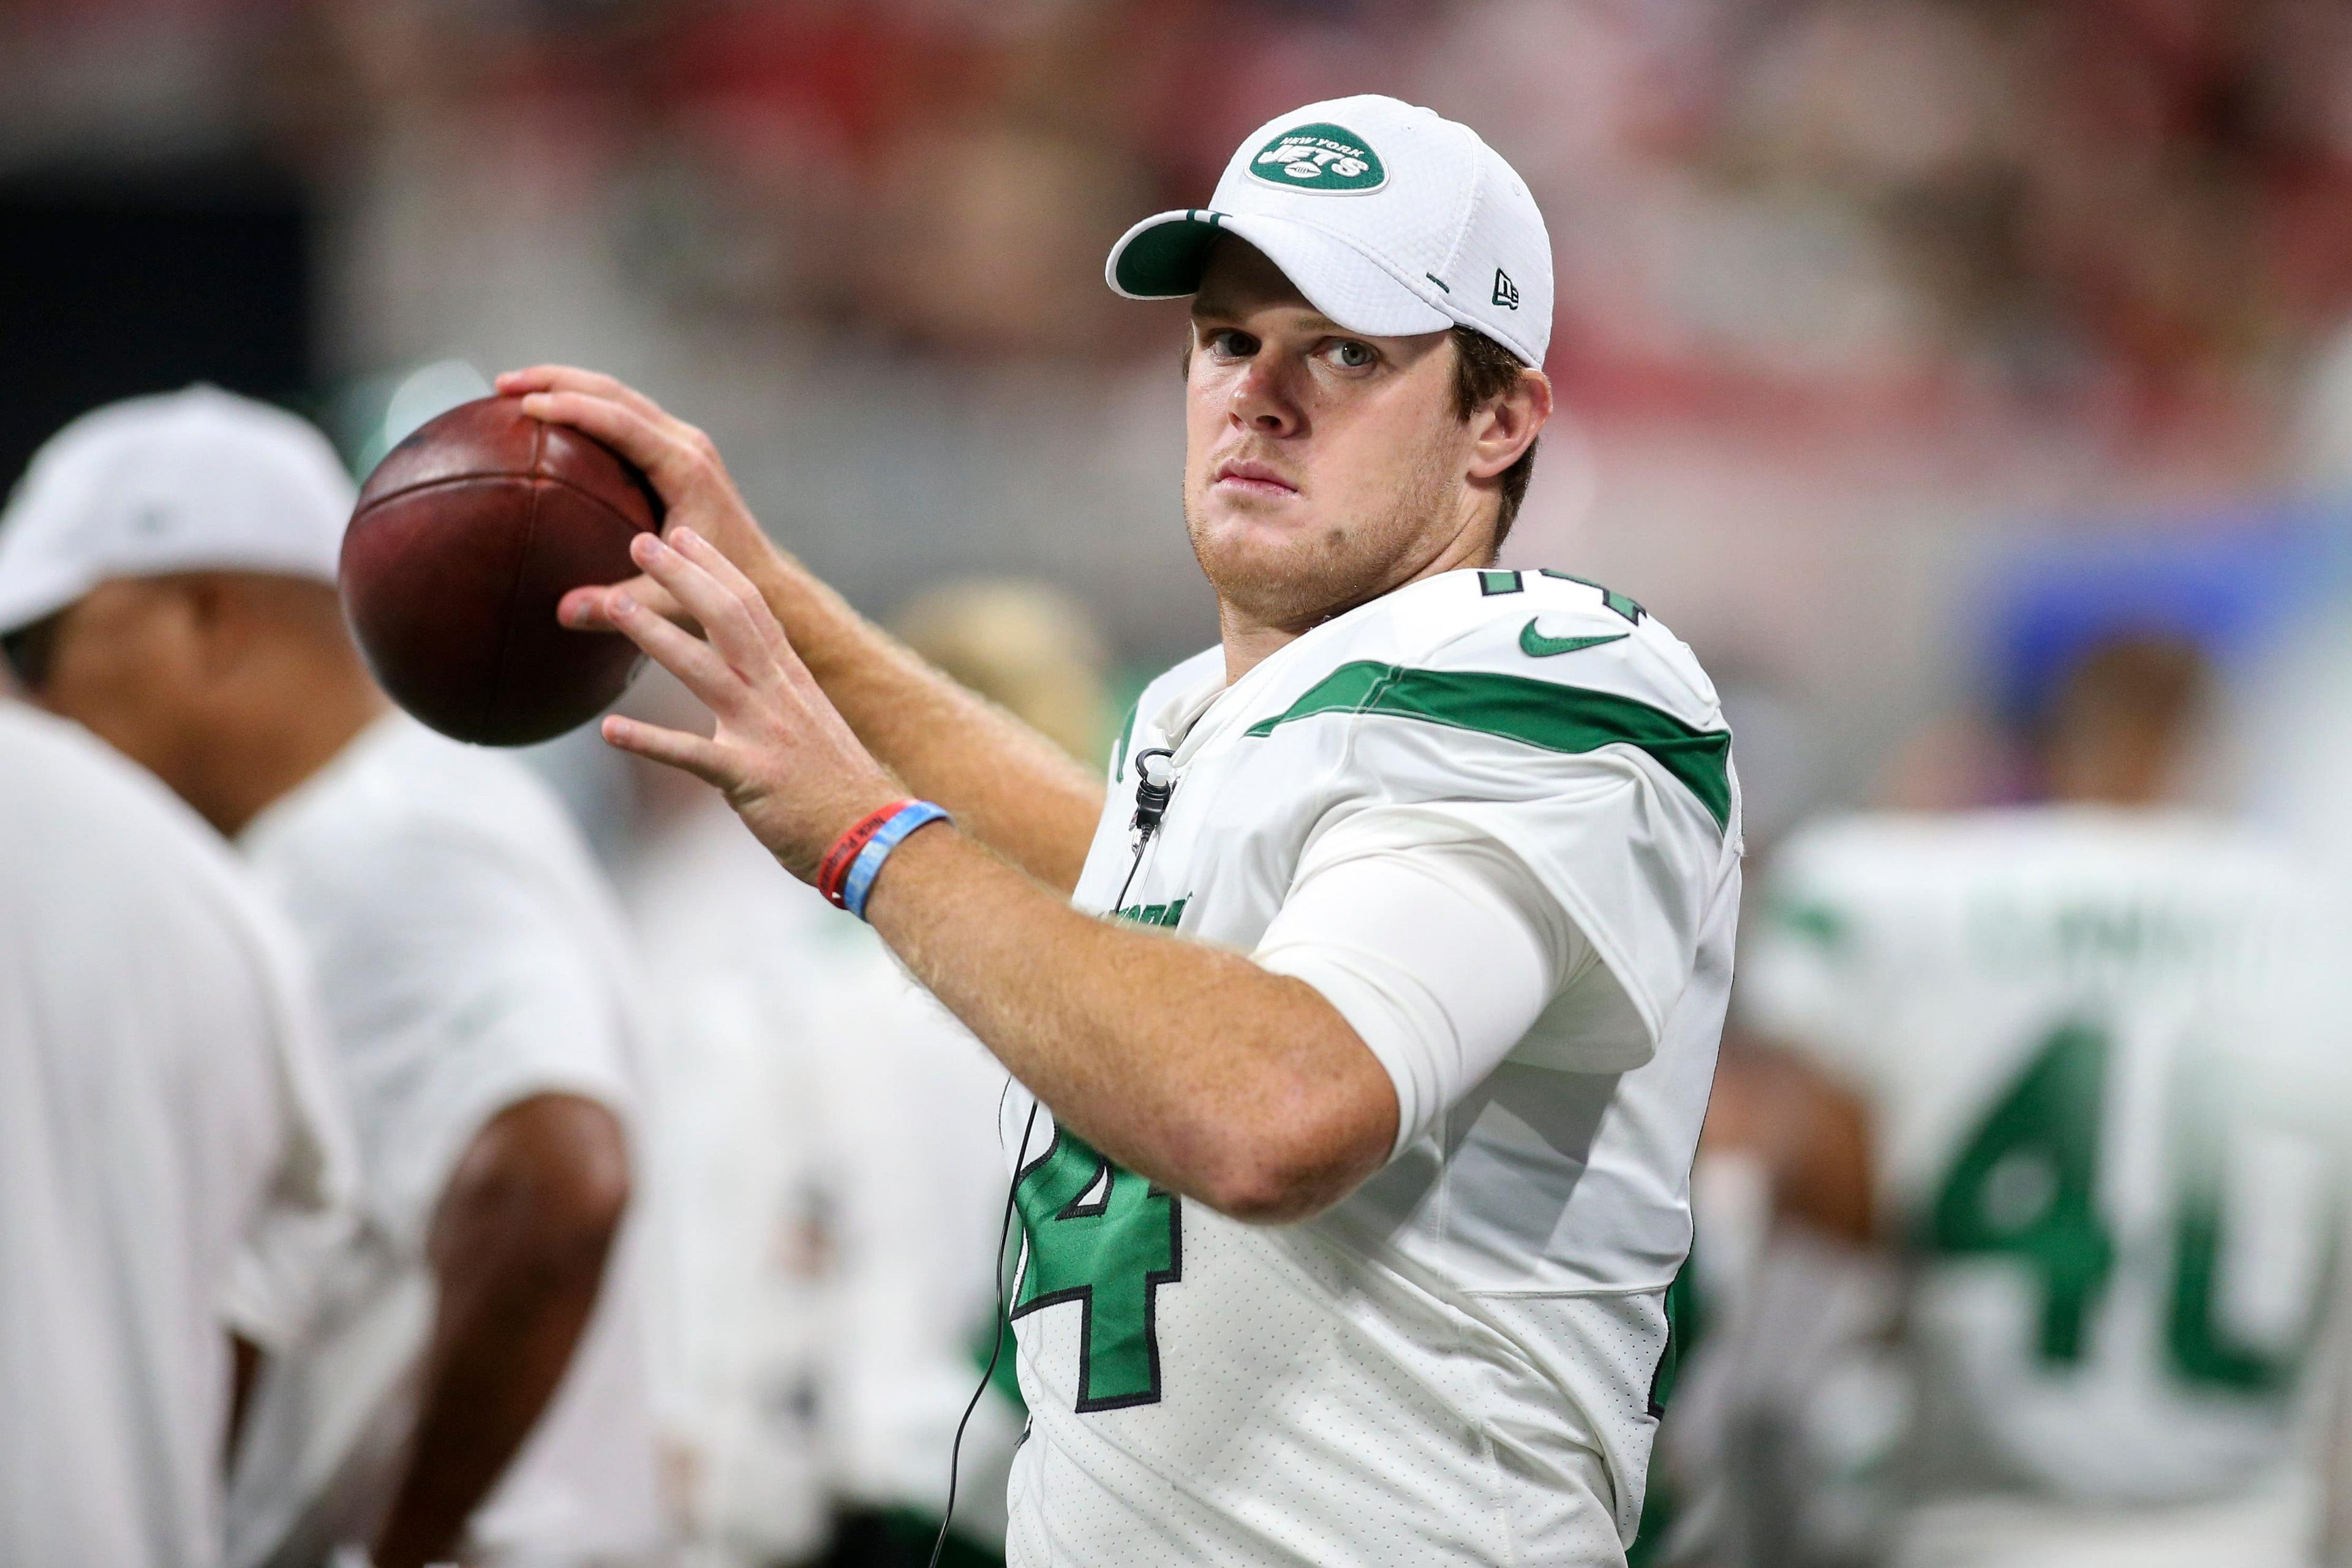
[1450,328,1539,551]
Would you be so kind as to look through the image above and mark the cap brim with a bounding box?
[1107,209,1452,339]
[0,561,90,640]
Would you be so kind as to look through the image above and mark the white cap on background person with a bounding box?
[0,385,353,637]
[1106,94,1555,367]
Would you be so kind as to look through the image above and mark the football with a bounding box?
[341,396,660,746]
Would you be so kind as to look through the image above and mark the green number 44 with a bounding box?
[1928,1020,2322,1393]
[1012,1129,1182,1412]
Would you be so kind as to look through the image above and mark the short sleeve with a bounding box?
[1252,704,1730,1155]
[1295,684,1733,1054]
[1254,829,1575,1156]
[261,826,636,1252]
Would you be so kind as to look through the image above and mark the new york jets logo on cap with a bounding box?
[1247,123,1386,193]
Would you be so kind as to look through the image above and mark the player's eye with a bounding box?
[1325,339,1377,370]
[1202,328,1259,360]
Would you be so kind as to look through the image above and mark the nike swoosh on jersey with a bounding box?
[1518,622,1630,658]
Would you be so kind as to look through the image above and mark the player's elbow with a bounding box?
[1194,1075,1396,1226]
[431,1093,631,1294]
[1199,1158,1346,1225]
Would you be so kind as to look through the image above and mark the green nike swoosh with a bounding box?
[1519,622,1630,658]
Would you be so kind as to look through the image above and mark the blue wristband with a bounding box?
[840,801,952,919]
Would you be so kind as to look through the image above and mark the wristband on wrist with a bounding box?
[816,799,951,919]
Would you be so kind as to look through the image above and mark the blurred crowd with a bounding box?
[19,0,2352,415]
[12,0,2352,685]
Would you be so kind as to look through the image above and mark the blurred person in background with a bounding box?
[0,695,354,1568]
[0,389,667,1568]
[629,578,1109,1568]
[1733,630,2350,1568]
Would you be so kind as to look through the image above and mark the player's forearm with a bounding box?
[374,1097,628,1568]
[866,827,1396,1221]
[752,553,1104,892]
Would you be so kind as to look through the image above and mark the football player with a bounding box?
[1741,633,2350,1568]
[509,95,1740,1567]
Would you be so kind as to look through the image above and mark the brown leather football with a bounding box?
[341,396,661,746]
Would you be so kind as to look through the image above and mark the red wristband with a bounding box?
[816,799,917,908]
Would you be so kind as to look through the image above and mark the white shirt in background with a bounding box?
[0,703,353,1568]
[224,713,665,1568]
[628,796,1022,1564]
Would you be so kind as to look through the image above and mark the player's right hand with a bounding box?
[495,366,786,635]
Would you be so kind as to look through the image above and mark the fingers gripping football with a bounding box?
[497,366,778,635]
[602,527,900,879]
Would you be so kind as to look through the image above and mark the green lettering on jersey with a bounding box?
[1242,662,1732,832]
[1012,1129,1181,1411]
[1926,1019,2329,1390]
[1539,568,1646,624]
[1928,1021,2115,1362]
[2164,1054,2325,1393]
[1115,896,1188,929]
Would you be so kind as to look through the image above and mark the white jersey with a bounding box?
[0,704,353,1568]
[224,714,664,1567]
[1741,810,2348,1518]
[1001,567,1742,1567]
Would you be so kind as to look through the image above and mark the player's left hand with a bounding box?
[598,524,903,880]
[494,364,783,637]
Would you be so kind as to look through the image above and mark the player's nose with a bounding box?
[1227,356,1302,437]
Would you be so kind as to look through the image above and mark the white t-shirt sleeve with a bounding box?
[1254,829,1581,1156]
[279,825,636,1251]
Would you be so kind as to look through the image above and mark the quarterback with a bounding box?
[507,94,1740,1566]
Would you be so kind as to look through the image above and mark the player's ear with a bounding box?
[1466,366,1551,483]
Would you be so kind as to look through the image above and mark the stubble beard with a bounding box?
[1182,436,1460,637]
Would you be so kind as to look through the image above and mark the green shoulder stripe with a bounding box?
[1243,660,1732,831]
[1109,697,1140,782]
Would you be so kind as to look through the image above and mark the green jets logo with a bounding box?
[1248,123,1386,192]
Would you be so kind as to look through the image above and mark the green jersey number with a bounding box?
[1927,1020,2321,1392]
[1011,1129,1182,1412]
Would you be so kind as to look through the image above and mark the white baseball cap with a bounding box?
[1107,94,1554,367]
[0,385,355,637]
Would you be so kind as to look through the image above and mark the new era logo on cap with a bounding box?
[1248,123,1387,194]
[1104,94,1555,368]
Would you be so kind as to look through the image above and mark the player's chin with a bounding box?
[1191,489,1320,551]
